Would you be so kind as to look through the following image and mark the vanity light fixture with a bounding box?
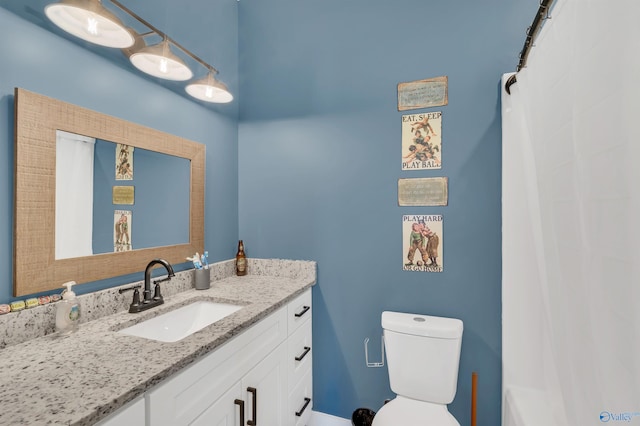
[44,0,233,104]
[185,72,233,104]
[130,39,193,81]
[44,0,135,48]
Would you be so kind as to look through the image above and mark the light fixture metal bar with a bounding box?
[109,0,218,75]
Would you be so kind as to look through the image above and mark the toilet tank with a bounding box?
[382,311,463,404]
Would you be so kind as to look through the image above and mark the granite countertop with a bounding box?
[0,273,315,425]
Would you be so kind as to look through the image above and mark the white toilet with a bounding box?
[372,311,464,426]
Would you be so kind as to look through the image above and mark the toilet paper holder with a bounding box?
[364,336,385,368]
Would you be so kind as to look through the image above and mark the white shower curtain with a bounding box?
[502,0,640,425]
[55,130,95,259]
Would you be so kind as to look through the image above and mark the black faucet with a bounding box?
[128,259,175,313]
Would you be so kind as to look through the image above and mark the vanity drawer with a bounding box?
[288,368,313,426]
[287,318,312,390]
[287,289,312,335]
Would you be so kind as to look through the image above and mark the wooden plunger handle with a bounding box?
[471,371,478,426]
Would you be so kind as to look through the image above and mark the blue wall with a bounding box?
[0,4,239,302]
[238,0,537,424]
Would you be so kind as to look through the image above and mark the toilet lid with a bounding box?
[372,397,460,426]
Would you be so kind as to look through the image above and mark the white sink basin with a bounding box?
[118,300,242,342]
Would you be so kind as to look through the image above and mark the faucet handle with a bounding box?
[126,288,141,313]
[153,283,164,302]
[132,288,141,306]
[154,276,172,285]
[118,284,141,294]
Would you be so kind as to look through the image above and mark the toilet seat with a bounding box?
[372,396,460,426]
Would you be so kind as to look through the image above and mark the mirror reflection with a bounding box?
[55,130,190,260]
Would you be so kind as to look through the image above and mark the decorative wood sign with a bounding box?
[112,186,135,205]
[398,177,448,206]
[397,76,448,111]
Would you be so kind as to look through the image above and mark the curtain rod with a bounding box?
[505,0,555,94]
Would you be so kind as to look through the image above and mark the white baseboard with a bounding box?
[310,410,351,426]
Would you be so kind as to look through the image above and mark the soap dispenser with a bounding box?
[55,281,81,334]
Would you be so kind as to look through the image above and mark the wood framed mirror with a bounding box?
[13,88,205,296]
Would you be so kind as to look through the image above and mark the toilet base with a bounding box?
[372,396,459,426]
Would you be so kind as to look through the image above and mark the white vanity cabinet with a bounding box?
[146,288,312,426]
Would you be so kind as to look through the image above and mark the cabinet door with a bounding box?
[189,382,242,426]
[241,343,288,426]
[147,308,287,426]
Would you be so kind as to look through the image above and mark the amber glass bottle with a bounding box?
[236,240,247,276]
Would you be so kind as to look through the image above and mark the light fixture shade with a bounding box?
[130,40,193,81]
[45,0,135,48]
[186,74,233,103]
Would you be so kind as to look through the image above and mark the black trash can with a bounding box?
[352,408,376,426]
